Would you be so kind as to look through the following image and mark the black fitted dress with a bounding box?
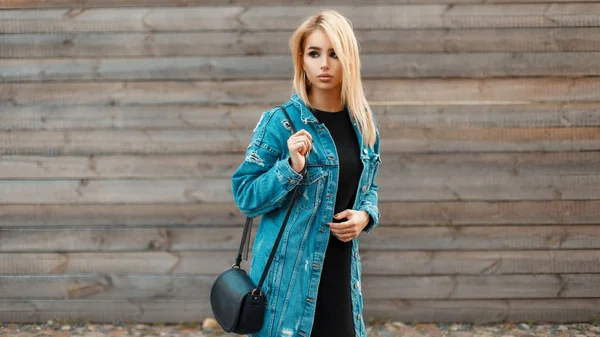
[309,107,363,337]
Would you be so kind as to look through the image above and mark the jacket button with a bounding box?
[363,149,367,154]
[327,193,333,197]
[357,314,361,320]
[354,282,360,289]
[319,228,326,233]
[361,186,367,191]
[290,179,295,184]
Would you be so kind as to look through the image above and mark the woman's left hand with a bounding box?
[328,210,370,242]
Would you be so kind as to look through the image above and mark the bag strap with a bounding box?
[234,105,307,295]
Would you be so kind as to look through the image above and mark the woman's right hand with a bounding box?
[287,129,313,173]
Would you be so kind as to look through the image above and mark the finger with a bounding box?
[333,209,353,220]
[296,129,314,143]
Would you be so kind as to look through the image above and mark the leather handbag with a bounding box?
[210,105,306,335]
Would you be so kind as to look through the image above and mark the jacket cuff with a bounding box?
[275,155,303,190]
[359,203,380,233]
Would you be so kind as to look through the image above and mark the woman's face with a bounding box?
[302,30,343,93]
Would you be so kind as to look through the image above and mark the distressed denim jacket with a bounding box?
[231,94,381,337]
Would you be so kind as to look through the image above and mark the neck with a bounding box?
[308,88,343,112]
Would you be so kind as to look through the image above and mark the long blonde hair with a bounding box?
[289,9,377,148]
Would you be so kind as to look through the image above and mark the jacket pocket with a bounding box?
[298,166,327,211]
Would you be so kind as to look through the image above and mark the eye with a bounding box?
[309,51,319,58]
[330,51,338,59]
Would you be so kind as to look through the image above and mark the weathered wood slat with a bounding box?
[0,173,599,203]
[1,127,599,156]
[0,274,596,300]
[1,225,599,252]
[0,178,234,203]
[3,5,600,34]
[3,0,600,9]
[1,152,598,179]
[5,78,600,107]
[379,127,600,153]
[378,200,600,226]
[4,28,600,58]
[2,102,600,131]
[0,250,598,275]
[0,298,597,324]
[0,201,597,227]
[367,299,600,324]
[0,203,245,227]
[7,53,600,81]
[361,250,600,276]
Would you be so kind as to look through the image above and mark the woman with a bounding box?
[231,9,381,337]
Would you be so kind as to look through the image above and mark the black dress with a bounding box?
[310,107,363,337]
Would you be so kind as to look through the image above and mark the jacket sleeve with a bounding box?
[359,130,382,233]
[231,107,303,218]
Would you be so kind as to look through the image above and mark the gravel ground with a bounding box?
[0,320,598,337]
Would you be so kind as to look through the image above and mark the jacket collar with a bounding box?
[290,93,319,125]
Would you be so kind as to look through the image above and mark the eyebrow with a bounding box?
[306,46,334,51]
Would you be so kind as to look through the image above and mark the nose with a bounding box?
[320,56,329,70]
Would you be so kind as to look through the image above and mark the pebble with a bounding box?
[202,318,220,330]
[558,325,569,331]
[518,323,530,330]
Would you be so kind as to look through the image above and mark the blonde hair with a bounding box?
[289,9,377,148]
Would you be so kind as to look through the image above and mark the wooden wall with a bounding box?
[1,0,600,325]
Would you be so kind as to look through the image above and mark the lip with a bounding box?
[317,74,333,79]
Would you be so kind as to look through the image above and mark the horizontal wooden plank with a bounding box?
[5,78,600,107]
[363,274,600,300]
[4,28,600,58]
[2,102,600,131]
[0,274,596,300]
[0,154,241,179]
[381,200,600,226]
[379,127,600,153]
[3,5,600,33]
[0,299,597,324]
[1,152,598,179]
[361,250,600,276]
[7,53,600,81]
[5,0,600,9]
[0,173,599,203]
[1,127,599,156]
[0,179,233,203]
[0,203,245,227]
[0,201,597,227]
[1,225,599,252]
[0,250,598,275]
[366,299,600,324]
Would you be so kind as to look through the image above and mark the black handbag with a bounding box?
[210,105,306,335]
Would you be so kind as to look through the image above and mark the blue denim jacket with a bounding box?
[231,94,381,337]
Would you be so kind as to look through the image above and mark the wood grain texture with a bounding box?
[6,53,600,81]
[2,102,600,131]
[0,298,597,324]
[0,250,598,275]
[377,200,600,226]
[0,203,245,227]
[3,5,600,33]
[0,200,597,227]
[0,274,596,300]
[4,28,600,58]
[0,225,598,252]
[5,78,600,107]
[3,127,598,156]
[366,299,600,324]
[3,0,600,9]
[0,174,599,203]
[0,152,598,179]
